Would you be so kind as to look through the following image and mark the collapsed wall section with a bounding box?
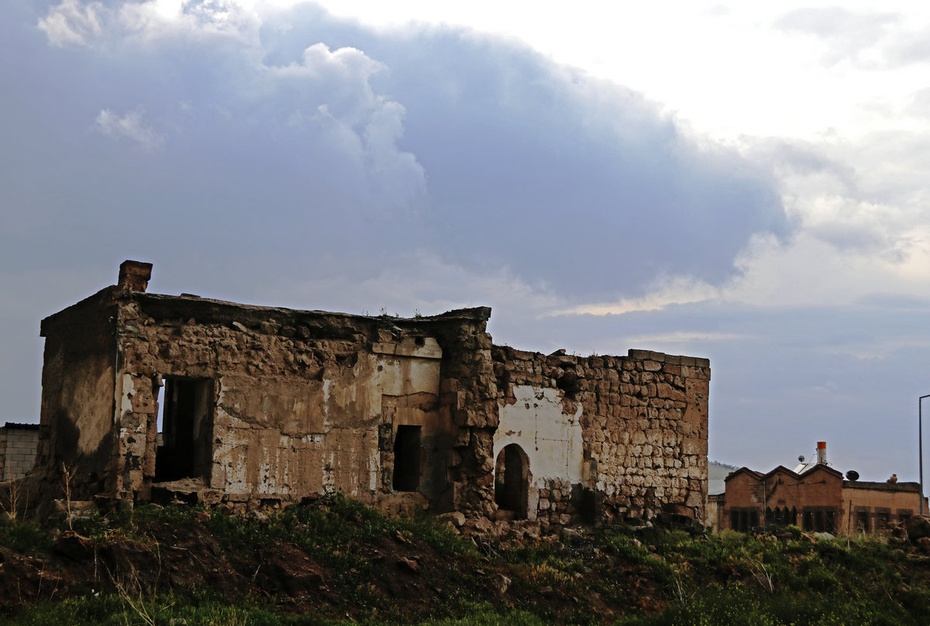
[421,311,498,516]
[111,290,494,512]
[36,288,121,501]
[492,347,710,526]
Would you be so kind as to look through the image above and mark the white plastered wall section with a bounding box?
[494,385,584,521]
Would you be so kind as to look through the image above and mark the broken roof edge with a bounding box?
[40,260,153,334]
[1,422,39,430]
[627,349,711,369]
[492,343,710,369]
[39,261,493,335]
[39,284,121,336]
[130,291,491,326]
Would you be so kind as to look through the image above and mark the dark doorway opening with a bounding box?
[495,444,529,519]
[155,377,214,483]
[392,425,421,492]
[730,508,760,532]
[801,508,838,533]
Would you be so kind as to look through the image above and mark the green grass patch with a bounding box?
[0,516,53,555]
[3,497,930,625]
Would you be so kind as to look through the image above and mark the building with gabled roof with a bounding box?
[716,442,923,535]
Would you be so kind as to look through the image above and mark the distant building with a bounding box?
[716,442,924,535]
[0,423,39,481]
[704,461,735,534]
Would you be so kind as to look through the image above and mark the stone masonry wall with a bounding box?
[36,287,120,502]
[426,312,498,517]
[34,261,710,529]
[111,291,493,511]
[0,425,39,481]
[493,346,710,524]
[536,477,578,527]
[588,350,710,521]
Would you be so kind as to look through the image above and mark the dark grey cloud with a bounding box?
[8,1,788,289]
[261,7,788,296]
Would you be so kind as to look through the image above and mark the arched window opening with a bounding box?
[494,444,529,520]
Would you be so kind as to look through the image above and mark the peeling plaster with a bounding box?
[119,373,135,418]
[495,385,584,486]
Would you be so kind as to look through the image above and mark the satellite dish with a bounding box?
[798,455,806,463]
[846,470,860,482]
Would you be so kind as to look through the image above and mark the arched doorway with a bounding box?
[495,444,529,519]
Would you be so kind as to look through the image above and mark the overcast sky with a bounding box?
[5,0,930,485]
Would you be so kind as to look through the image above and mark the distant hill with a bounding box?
[708,460,740,495]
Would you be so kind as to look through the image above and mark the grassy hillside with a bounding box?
[1,495,929,625]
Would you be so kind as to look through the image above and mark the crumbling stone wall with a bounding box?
[36,288,120,501]
[0,424,39,481]
[114,297,494,511]
[585,349,710,521]
[491,346,710,525]
[38,262,497,513]
[34,261,710,530]
[426,314,499,517]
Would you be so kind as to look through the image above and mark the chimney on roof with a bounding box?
[118,260,153,293]
[816,441,828,465]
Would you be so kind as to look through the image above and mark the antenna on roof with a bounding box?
[846,470,859,482]
[798,455,806,463]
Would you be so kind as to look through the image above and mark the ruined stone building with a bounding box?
[31,261,710,529]
[716,442,925,535]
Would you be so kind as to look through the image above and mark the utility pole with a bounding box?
[920,394,930,516]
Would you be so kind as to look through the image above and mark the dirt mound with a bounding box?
[0,512,519,622]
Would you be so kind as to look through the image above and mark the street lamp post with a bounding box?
[921,394,930,516]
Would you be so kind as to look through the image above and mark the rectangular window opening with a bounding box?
[729,508,760,532]
[875,508,891,532]
[155,377,214,483]
[856,508,870,533]
[392,425,421,492]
